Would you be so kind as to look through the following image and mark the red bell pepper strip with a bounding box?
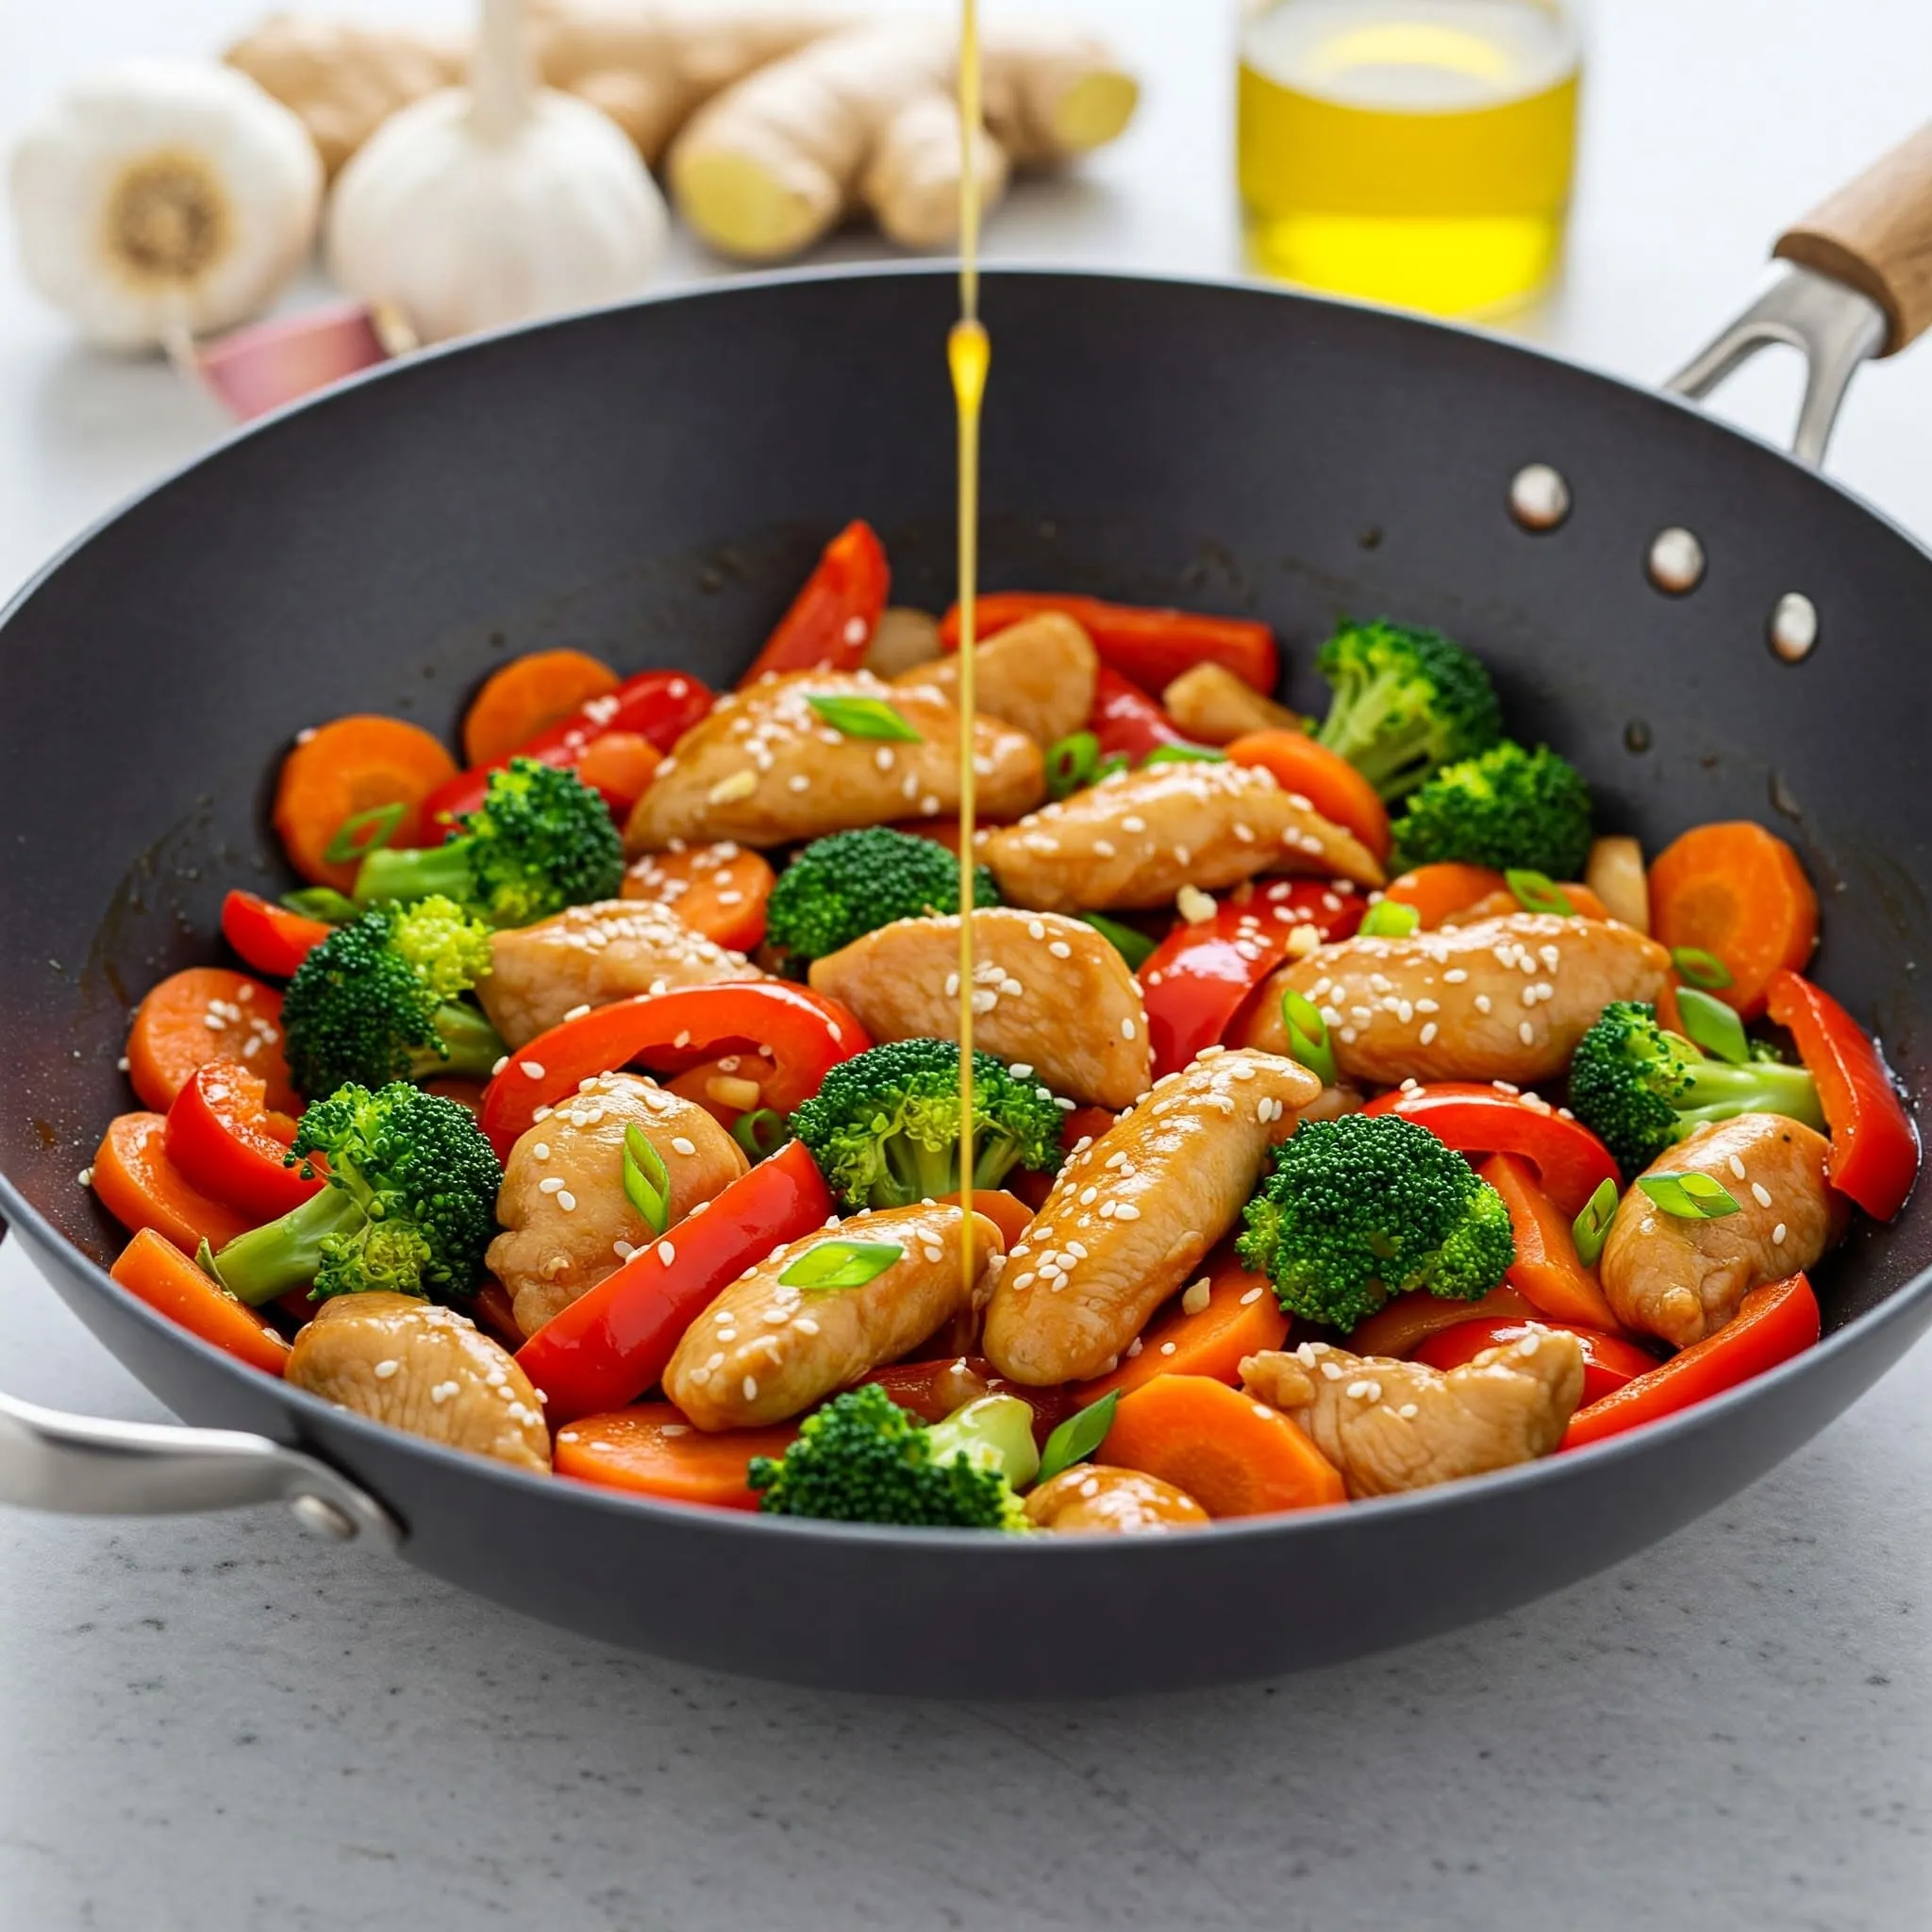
[220,890,333,979]
[1476,1152,1624,1332]
[477,981,871,1160]
[1765,969,1920,1222]
[1563,1272,1821,1450]
[1413,1317,1658,1408]
[1089,665,1202,762]
[940,592,1279,695]
[518,1139,834,1424]
[163,1058,323,1224]
[413,669,715,837]
[1139,879,1364,1080]
[1363,1082,1620,1219]
[737,520,890,688]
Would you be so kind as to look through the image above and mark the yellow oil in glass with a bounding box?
[1238,0,1580,316]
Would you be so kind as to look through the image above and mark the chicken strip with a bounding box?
[624,670,1043,852]
[983,1047,1321,1386]
[664,1202,1003,1429]
[477,898,759,1048]
[808,908,1151,1109]
[893,611,1097,748]
[1024,1465,1210,1534]
[1241,912,1671,1088]
[1600,1113,1840,1348]
[1241,1330,1585,1498]
[487,1072,747,1337]
[983,760,1384,913]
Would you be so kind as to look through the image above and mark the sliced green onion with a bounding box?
[1572,1176,1620,1268]
[1093,753,1131,784]
[622,1123,671,1237]
[805,693,922,742]
[1079,912,1158,974]
[1045,730,1100,799]
[1637,1171,1742,1220]
[1280,988,1337,1088]
[323,800,407,866]
[731,1108,790,1160]
[1672,946,1733,991]
[280,887,361,924]
[1507,868,1575,917]
[1676,987,1750,1065]
[1141,742,1227,767]
[1358,899,1420,939]
[777,1240,905,1291]
[1035,1390,1120,1485]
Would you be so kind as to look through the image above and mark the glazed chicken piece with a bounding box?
[487,1071,747,1337]
[1241,912,1671,1088]
[1241,1329,1585,1498]
[624,670,1043,852]
[983,1047,1321,1386]
[893,610,1098,748]
[808,908,1152,1109]
[479,898,759,1048]
[285,1293,550,1473]
[983,760,1385,913]
[1158,661,1304,745]
[1600,1113,1840,1348]
[1024,1464,1210,1534]
[664,1202,1004,1429]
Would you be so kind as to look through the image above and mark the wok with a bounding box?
[2,132,1931,1699]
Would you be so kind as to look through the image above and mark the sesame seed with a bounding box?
[429,1380,458,1406]
[520,1060,546,1079]
[671,1136,696,1157]
[562,1004,592,1023]
[538,1175,564,1194]
[1398,1403,1420,1420]
[1120,1017,1136,1041]
[557,1190,577,1212]
[1240,1285,1264,1306]
[374,1359,399,1380]
[1518,1020,1535,1045]
[1419,1022,1439,1046]
[1159,1341,1177,1356]
[1728,1154,1749,1180]
[491,1055,509,1076]
[1474,995,1492,1014]
[1112,1203,1141,1221]
[1773,1223,1788,1244]
[1443,968,1468,984]
[659,1242,676,1265]
[742,1376,759,1401]
[1750,1181,1774,1208]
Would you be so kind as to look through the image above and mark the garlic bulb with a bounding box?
[8,60,324,350]
[327,0,668,345]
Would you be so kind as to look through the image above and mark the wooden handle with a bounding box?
[1775,123,1932,356]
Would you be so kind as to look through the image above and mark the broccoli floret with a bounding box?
[765,826,1001,966]
[789,1038,1064,1209]
[1391,739,1593,879]
[747,1383,1029,1529]
[206,1082,502,1304]
[353,757,623,927]
[1568,1000,1825,1179]
[1313,619,1504,803]
[1237,1112,1516,1334]
[280,896,505,1100]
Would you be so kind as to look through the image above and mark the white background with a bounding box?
[2,3,1928,1927]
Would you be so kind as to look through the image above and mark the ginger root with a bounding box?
[669,18,1138,259]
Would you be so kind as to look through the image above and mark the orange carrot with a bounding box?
[93,1114,251,1255]
[663,1051,779,1127]
[1446,883,1616,925]
[1073,1251,1288,1403]
[462,649,619,766]
[109,1228,290,1374]
[937,1189,1035,1250]
[274,714,459,892]
[623,841,776,953]
[574,730,661,813]
[555,1403,798,1509]
[126,966,299,1117]
[1478,1152,1624,1331]
[1224,729,1391,861]
[1384,862,1507,927]
[1649,821,1818,1019]
[1344,1282,1540,1359]
[1103,1374,1345,1517]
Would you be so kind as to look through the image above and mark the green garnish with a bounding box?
[1672,946,1733,991]
[1280,988,1338,1087]
[280,886,362,924]
[1035,1390,1120,1485]
[1571,1176,1619,1267]
[731,1108,790,1160]
[1636,1171,1742,1220]
[777,1240,906,1291]
[623,1123,671,1236]
[1358,899,1421,938]
[806,693,922,742]
[1506,867,1574,917]
[1141,742,1227,767]
[1045,731,1100,799]
[1079,912,1158,973]
[324,800,408,866]
[1675,988,1750,1065]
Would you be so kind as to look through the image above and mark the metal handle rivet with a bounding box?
[1647,527,1706,594]
[1769,591,1819,662]
[291,1493,358,1541]
[1508,463,1571,531]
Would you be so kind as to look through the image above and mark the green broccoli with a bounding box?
[204,1082,503,1305]
[1237,1112,1516,1334]
[280,896,505,1100]
[788,1038,1064,1209]
[764,826,1001,966]
[1313,619,1504,803]
[1390,739,1593,879]
[1567,1000,1826,1179]
[352,757,623,927]
[747,1383,1030,1529]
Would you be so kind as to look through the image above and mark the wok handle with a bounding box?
[1776,123,1932,358]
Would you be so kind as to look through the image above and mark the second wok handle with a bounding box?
[1776,122,1932,357]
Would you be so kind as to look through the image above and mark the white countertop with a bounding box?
[2,3,1928,1926]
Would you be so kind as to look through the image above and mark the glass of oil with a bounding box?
[1238,0,1581,317]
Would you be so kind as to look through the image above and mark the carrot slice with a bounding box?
[555,1403,799,1509]
[574,729,661,814]
[274,715,460,893]
[936,1189,1035,1250]
[108,1227,290,1374]
[1384,863,1507,927]
[1345,1282,1541,1359]
[462,648,619,766]
[1649,822,1818,1019]
[1445,883,1616,925]
[1074,1251,1288,1403]
[622,841,776,953]
[1478,1152,1624,1332]
[1224,729,1391,861]
[1103,1374,1345,1517]
[126,966,298,1117]
[93,1114,251,1254]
